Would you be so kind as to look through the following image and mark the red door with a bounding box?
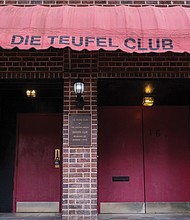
[143,107,190,212]
[14,114,62,212]
[98,106,190,214]
[98,107,145,213]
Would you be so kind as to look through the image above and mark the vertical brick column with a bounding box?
[62,72,98,220]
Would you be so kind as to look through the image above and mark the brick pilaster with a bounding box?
[62,72,98,220]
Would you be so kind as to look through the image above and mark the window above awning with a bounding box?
[0,5,190,53]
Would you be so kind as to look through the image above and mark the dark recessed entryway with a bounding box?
[0,79,63,212]
[0,79,63,113]
[98,79,190,106]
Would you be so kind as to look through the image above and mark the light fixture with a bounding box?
[143,83,155,106]
[142,97,154,107]
[74,79,84,108]
[144,83,154,94]
[26,89,36,98]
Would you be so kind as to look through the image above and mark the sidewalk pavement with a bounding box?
[99,214,190,220]
[0,213,190,220]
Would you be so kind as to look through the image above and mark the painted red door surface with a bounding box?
[14,114,62,212]
[98,106,190,214]
[98,107,145,213]
[143,107,190,212]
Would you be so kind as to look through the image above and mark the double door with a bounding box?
[98,107,190,213]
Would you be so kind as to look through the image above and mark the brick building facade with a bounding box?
[0,1,190,220]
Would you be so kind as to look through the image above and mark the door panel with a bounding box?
[98,106,190,214]
[98,107,145,213]
[143,107,190,212]
[14,114,62,212]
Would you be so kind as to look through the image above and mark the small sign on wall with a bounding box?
[69,114,91,146]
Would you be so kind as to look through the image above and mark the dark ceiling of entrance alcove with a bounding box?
[0,79,63,98]
[0,79,63,113]
[98,79,190,106]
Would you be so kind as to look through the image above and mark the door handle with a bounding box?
[54,149,60,168]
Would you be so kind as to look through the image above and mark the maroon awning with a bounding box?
[0,5,190,53]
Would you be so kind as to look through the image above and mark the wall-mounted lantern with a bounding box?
[143,83,154,106]
[142,96,154,106]
[74,79,84,108]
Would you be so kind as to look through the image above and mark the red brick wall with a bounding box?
[1,48,190,79]
[0,48,64,79]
